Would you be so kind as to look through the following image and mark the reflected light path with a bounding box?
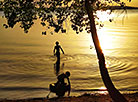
[97,28,114,50]
[96,10,116,55]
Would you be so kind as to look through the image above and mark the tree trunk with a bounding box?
[85,0,128,102]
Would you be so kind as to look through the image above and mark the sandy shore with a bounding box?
[0,92,137,102]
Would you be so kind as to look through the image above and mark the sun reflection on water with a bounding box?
[98,87,108,94]
[97,28,114,51]
[95,10,116,56]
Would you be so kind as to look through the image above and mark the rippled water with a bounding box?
[0,10,138,99]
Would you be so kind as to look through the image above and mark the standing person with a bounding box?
[53,41,64,61]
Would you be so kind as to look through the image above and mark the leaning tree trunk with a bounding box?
[85,0,128,102]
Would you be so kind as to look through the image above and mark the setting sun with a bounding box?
[96,10,114,22]
[97,28,114,50]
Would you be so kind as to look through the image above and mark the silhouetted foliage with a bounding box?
[0,0,130,34]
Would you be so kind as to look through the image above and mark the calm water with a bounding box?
[0,10,138,99]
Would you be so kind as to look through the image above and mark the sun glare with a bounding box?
[99,87,108,94]
[96,10,114,22]
[97,28,114,50]
[96,10,115,54]
[100,87,106,90]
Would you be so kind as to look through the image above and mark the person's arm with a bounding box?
[53,47,56,56]
[60,46,64,54]
[67,78,71,96]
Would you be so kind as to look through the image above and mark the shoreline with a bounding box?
[0,92,137,102]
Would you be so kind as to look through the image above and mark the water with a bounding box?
[0,10,138,99]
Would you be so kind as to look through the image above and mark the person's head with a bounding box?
[65,71,70,77]
[55,41,59,45]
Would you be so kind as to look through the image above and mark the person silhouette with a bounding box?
[56,71,71,96]
[47,71,71,98]
[53,41,64,61]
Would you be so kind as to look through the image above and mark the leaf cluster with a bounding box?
[1,0,37,33]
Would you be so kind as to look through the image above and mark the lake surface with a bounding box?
[0,10,138,99]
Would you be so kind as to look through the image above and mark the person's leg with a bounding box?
[57,53,60,61]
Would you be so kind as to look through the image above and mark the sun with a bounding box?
[96,10,114,22]
[97,28,114,50]
[95,10,116,55]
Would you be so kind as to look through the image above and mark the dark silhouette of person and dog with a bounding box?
[47,71,71,98]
